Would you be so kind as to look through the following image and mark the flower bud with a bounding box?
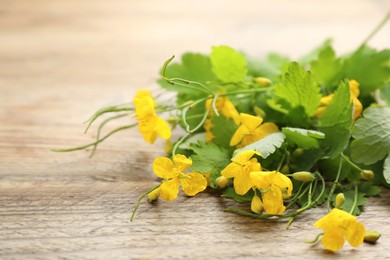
[254,77,272,87]
[254,106,266,119]
[360,170,374,181]
[251,195,264,214]
[292,171,315,183]
[335,193,345,208]
[364,230,381,244]
[216,176,229,189]
[293,148,304,157]
[280,165,290,174]
[147,187,160,203]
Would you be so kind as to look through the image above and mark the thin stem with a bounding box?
[305,233,324,244]
[341,153,362,172]
[84,105,133,133]
[359,11,390,48]
[52,124,136,152]
[130,183,161,222]
[89,113,130,157]
[349,184,359,215]
[326,156,343,212]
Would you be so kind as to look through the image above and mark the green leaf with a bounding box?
[380,82,390,107]
[298,184,329,207]
[158,52,217,94]
[210,116,238,149]
[189,141,232,188]
[274,62,321,116]
[351,106,390,165]
[343,46,390,96]
[222,186,254,203]
[235,132,286,159]
[359,182,381,197]
[246,53,290,81]
[339,189,367,216]
[319,80,353,158]
[282,127,325,149]
[210,45,247,83]
[299,38,333,66]
[310,45,343,87]
[178,133,206,150]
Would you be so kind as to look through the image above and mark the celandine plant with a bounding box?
[55,14,390,252]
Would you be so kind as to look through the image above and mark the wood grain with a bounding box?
[1,0,389,259]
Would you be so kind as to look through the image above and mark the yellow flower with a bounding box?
[230,113,278,148]
[152,154,207,201]
[314,208,366,252]
[221,150,261,195]
[315,80,362,120]
[250,171,293,214]
[133,90,171,144]
[204,96,240,141]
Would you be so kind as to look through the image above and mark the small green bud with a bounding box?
[293,148,304,157]
[216,176,229,189]
[280,165,290,174]
[292,171,315,183]
[254,106,266,119]
[364,230,381,244]
[147,187,160,203]
[254,77,272,87]
[360,170,374,181]
[335,193,345,208]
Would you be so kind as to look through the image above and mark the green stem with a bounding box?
[89,113,130,157]
[84,105,133,133]
[52,124,136,152]
[130,183,161,222]
[359,11,390,48]
[305,233,324,244]
[349,184,359,215]
[326,156,343,212]
[341,153,362,172]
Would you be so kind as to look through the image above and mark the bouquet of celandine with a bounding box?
[55,17,390,252]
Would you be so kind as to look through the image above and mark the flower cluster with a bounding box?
[57,41,389,253]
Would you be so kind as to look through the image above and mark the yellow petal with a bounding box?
[352,97,363,120]
[155,116,172,140]
[221,162,242,179]
[273,172,293,197]
[349,80,360,97]
[220,97,240,124]
[251,195,264,214]
[134,89,153,101]
[180,172,208,196]
[173,154,192,172]
[262,185,286,214]
[253,122,279,140]
[346,221,366,247]
[153,157,176,179]
[239,113,263,129]
[159,179,180,201]
[233,150,260,164]
[142,130,158,144]
[233,171,252,195]
[250,171,274,190]
[319,94,334,106]
[321,228,345,252]
[230,125,250,146]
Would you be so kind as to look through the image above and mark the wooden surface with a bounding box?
[1,0,390,259]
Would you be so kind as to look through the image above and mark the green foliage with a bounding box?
[319,80,353,159]
[210,45,248,83]
[210,116,238,149]
[380,83,390,106]
[222,186,254,203]
[310,45,343,88]
[246,53,290,81]
[351,106,390,165]
[282,127,325,149]
[342,46,390,96]
[339,189,367,216]
[274,62,321,117]
[189,141,232,188]
[235,132,286,159]
[359,182,381,196]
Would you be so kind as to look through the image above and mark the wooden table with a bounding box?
[1,0,389,258]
